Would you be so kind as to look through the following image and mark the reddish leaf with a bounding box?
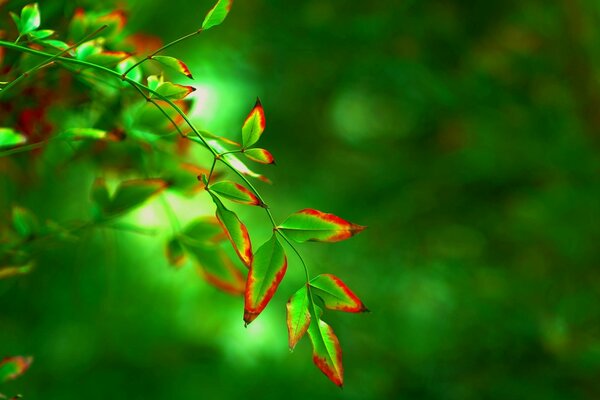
[209,181,262,206]
[201,0,233,31]
[278,209,366,243]
[241,98,265,148]
[286,285,311,350]
[153,56,193,79]
[307,313,343,387]
[210,193,253,267]
[310,274,368,313]
[243,148,275,164]
[0,356,32,383]
[244,234,287,325]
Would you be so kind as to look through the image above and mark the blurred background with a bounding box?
[2,0,600,398]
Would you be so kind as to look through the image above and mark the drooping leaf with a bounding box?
[209,193,252,267]
[243,148,275,164]
[59,128,107,140]
[209,181,262,206]
[152,56,193,79]
[201,0,233,31]
[152,81,195,100]
[106,179,168,215]
[0,356,33,383]
[241,98,265,148]
[310,274,368,313]
[19,3,40,35]
[278,209,366,243]
[12,206,38,238]
[28,29,54,40]
[184,241,245,295]
[307,311,344,387]
[166,237,186,267]
[181,216,225,244]
[286,285,311,350]
[244,234,287,325]
[0,128,27,149]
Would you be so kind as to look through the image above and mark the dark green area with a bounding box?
[2,0,600,398]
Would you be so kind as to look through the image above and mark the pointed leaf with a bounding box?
[210,193,252,267]
[28,29,54,40]
[10,12,21,32]
[182,216,225,244]
[85,51,131,66]
[117,58,142,84]
[0,128,27,149]
[0,356,32,383]
[19,3,40,35]
[308,314,343,387]
[286,285,311,350]
[278,209,366,243]
[152,81,195,100]
[209,181,262,206]
[241,98,265,148]
[91,178,110,216]
[310,274,367,313]
[184,242,245,295]
[205,139,271,183]
[166,237,186,267]
[60,128,107,140]
[243,148,275,164]
[201,0,233,30]
[40,39,70,52]
[152,56,193,79]
[106,179,168,215]
[244,234,287,325]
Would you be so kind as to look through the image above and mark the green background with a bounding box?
[2,0,600,398]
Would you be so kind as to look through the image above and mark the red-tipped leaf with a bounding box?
[278,209,366,243]
[153,81,195,100]
[210,193,253,267]
[307,312,344,387]
[244,234,287,325]
[243,148,275,164]
[201,0,233,30]
[241,98,265,148]
[286,285,311,349]
[310,274,368,313]
[0,356,32,383]
[209,181,261,206]
[153,55,193,79]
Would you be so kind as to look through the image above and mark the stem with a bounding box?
[0,141,47,157]
[121,29,201,78]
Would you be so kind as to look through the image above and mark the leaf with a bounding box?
[0,128,27,149]
[244,234,287,325]
[286,285,311,350]
[74,40,101,60]
[209,193,253,267]
[152,56,193,79]
[106,179,168,215]
[241,98,265,148]
[85,51,131,66]
[278,209,366,243]
[0,356,32,383]
[182,216,224,244]
[184,241,245,295]
[152,81,196,100]
[201,0,233,31]
[310,274,368,313]
[19,3,40,35]
[10,12,20,32]
[28,29,54,40]
[0,262,34,280]
[203,139,271,183]
[117,58,142,84]
[243,148,275,164]
[307,315,344,387]
[60,128,107,140]
[12,206,38,238]
[209,181,262,206]
[40,39,70,51]
[166,237,186,267]
[91,178,110,211]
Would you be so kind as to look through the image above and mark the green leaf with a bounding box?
[244,234,287,325]
[206,139,270,183]
[209,181,262,206]
[19,3,41,35]
[40,39,70,51]
[243,148,275,164]
[307,312,344,387]
[91,178,110,212]
[286,285,311,350]
[183,241,245,295]
[10,12,21,32]
[85,51,131,66]
[166,237,186,267]
[182,216,224,244]
[241,98,265,148]
[0,128,27,149]
[0,262,34,280]
[152,56,193,79]
[152,81,196,100]
[74,40,101,60]
[209,193,253,267]
[278,209,366,243]
[12,206,38,238]
[106,179,168,216]
[28,29,54,40]
[310,274,368,313]
[0,356,32,383]
[201,0,233,30]
[60,128,107,140]
[117,58,142,84]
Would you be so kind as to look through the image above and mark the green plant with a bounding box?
[0,0,367,390]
